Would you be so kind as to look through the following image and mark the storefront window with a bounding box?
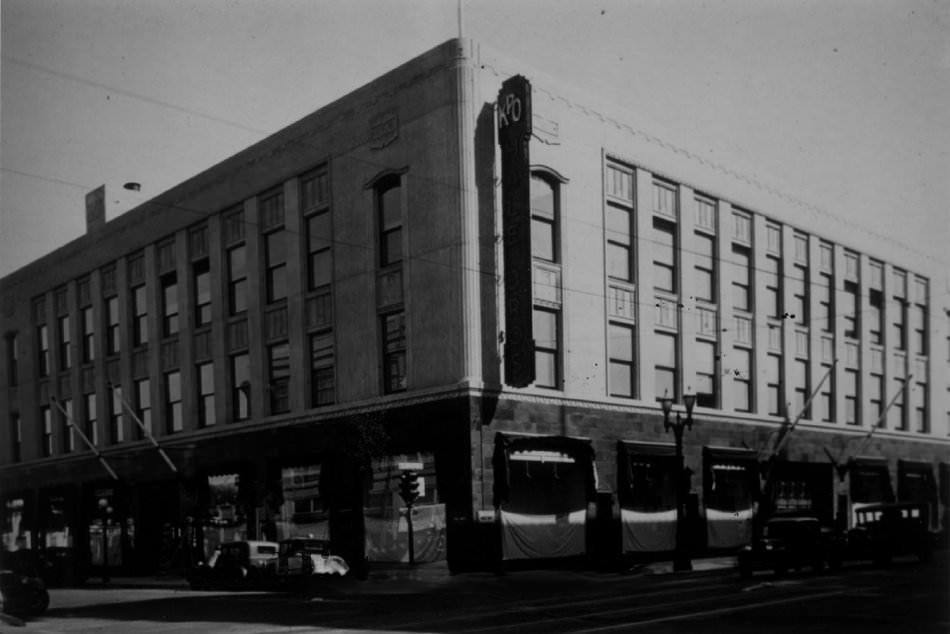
[2,498,30,551]
[363,453,444,563]
[203,474,246,559]
[277,465,327,540]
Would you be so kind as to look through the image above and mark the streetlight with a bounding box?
[659,388,696,572]
[97,497,113,583]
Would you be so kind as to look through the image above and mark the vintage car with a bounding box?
[276,538,349,587]
[835,502,935,566]
[0,553,50,618]
[738,514,837,578]
[188,540,279,589]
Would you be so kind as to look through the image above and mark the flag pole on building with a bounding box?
[50,396,118,481]
[108,382,178,475]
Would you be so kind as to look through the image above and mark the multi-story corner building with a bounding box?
[2,39,948,577]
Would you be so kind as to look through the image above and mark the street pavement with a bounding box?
[4,552,946,633]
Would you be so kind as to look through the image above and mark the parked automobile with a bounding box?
[0,553,50,618]
[276,538,349,587]
[738,514,837,578]
[835,502,935,566]
[188,540,279,589]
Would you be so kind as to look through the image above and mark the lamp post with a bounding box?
[659,390,696,572]
[97,497,113,583]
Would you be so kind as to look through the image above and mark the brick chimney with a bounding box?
[85,185,106,234]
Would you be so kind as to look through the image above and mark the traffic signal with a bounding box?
[399,471,420,506]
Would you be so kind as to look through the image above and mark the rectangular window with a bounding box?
[654,331,677,402]
[132,285,148,347]
[37,324,49,377]
[694,233,715,302]
[844,369,859,425]
[161,273,179,337]
[792,360,809,419]
[764,256,781,318]
[819,273,833,332]
[843,281,859,339]
[382,312,407,393]
[227,245,248,315]
[310,332,335,406]
[731,245,751,311]
[653,181,677,218]
[695,196,716,231]
[378,178,403,267]
[819,364,834,422]
[106,296,119,355]
[134,378,151,439]
[733,348,752,412]
[85,392,98,446]
[793,233,808,264]
[197,362,215,427]
[766,354,782,416]
[165,371,182,433]
[110,386,124,443]
[231,353,250,420]
[606,162,634,202]
[531,175,558,262]
[268,342,290,414]
[41,405,52,457]
[732,211,751,242]
[81,307,95,363]
[653,218,676,293]
[10,413,21,462]
[890,378,907,430]
[307,211,332,289]
[844,252,859,281]
[791,265,808,326]
[695,339,717,408]
[915,383,928,433]
[534,308,561,389]
[608,322,635,398]
[869,288,884,345]
[58,315,71,370]
[869,374,884,427]
[261,189,285,229]
[891,297,906,350]
[913,304,927,355]
[301,169,329,210]
[265,230,288,303]
[819,242,833,272]
[606,204,633,282]
[61,399,74,453]
[765,223,781,254]
[194,260,211,327]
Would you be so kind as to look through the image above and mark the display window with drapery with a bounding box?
[703,447,759,549]
[2,496,32,552]
[363,452,445,563]
[493,433,596,561]
[767,462,834,525]
[276,464,328,541]
[201,473,248,560]
[897,460,937,528]
[618,441,678,553]
[849,456,893,527]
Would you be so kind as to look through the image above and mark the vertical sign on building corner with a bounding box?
[497,75,535,388]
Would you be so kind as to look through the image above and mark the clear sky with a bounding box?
[2,0,948,279]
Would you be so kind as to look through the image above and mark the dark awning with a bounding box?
[617,441,677,511]
[849,456,893,504]
[620,441,676,458]
[703,446,758,465]
[492,432,596,507]
[897,460,937,504]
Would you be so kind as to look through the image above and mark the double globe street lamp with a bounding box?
[659,390,696,572]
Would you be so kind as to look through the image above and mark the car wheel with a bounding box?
[28,589,50,616]
[739,561,753,579]
[812,557,825,574]
[773,564,787,577]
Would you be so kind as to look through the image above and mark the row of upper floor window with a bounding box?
[5,306,407,463]
[2,163,414,388]
[528,161,934,350]
[0,157,942,394]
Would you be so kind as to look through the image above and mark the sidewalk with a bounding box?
[73,556,738,596]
